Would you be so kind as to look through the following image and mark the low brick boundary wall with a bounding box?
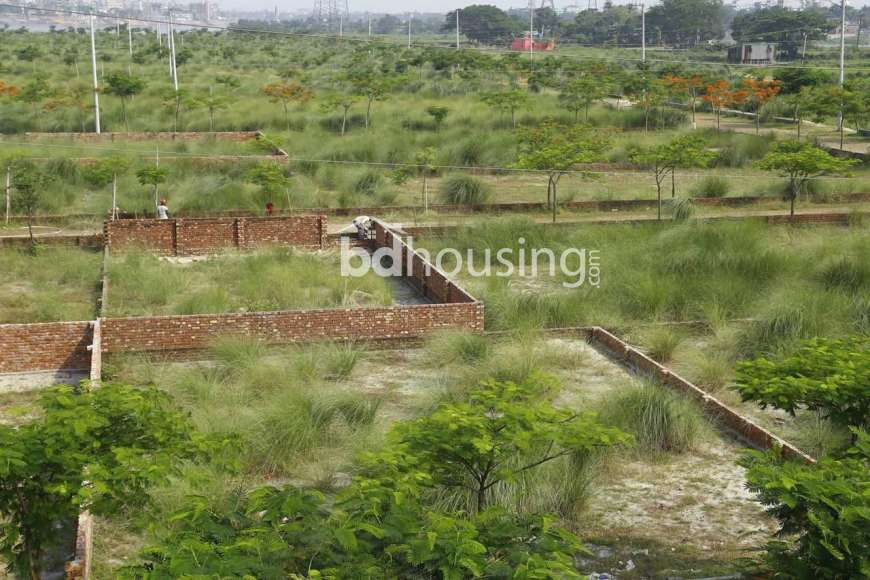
[104,215,328,255]
[23,131,261,142]
[0,321,92,373]
[586,326,814,463]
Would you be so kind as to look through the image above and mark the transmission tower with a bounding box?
[539,0,556,9]
[312,0,347,23]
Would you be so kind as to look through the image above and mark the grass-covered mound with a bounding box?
[105,247,393,317]
[0,246,102,323]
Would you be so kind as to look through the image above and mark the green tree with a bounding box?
[645,0,724,46]
[81,156,131,219]
[348,68,397,129]
[245,161,291,208]
[18,74,52,127]
[200,90,230,131]
[558,76,605,123]
[631,135,715,219]
[514,120,610,222]
[0,383,208,579]
[479,89,529,128]
[425,105,450,131]
[415,146,438,212]
[739,429,869,578]
[14,45,41,72]
[103,71,145,131]
[734,336,869,433]
[136,165,169,211]
[755,141,856,216]
[731,7,831,59]
[442,5,520,45]
[394,377,630,512]
[320,92,359,137]
[10,161,48,249]
[261,81,313,131]
[161,88,200,133]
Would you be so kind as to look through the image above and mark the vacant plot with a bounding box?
[0,246,102,323]
[89,332,774,577]
[104,247,393,317]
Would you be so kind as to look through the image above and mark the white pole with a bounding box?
[89,9,101,134]
[641,0,646,62]
[128,18,133,57]
[456,9,459,49]
[170,11,178,91]
[838,0,846,131]
[408,14,412,48]
[368,14,371,37]
[5,166,10,225]
[339,13,343,37]
[529,0,534,73]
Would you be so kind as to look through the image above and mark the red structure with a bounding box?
[511,32,554,51]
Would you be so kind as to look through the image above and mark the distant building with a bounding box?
[511,32,554,52]
[727,42,776,65]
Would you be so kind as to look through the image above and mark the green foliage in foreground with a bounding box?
[734,336,869,431]
[740,429,870,579]
[0,383,219,579]
[124,377,630,578]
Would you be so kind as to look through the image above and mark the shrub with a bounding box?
[640,326,684,363]
[600,383,704,453]
[439,174,491,205]
[427,330,491,365]
[691,175,730,198]
[352,170,382,196]
[668,197,694,221]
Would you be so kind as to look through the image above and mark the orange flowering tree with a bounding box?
[742,78,781,135]
[662,74,705,125]
[703,80,748,132]
[261,81,313,131]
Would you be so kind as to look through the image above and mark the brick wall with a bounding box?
[24,131,260,142]
[0,321,92,373]
[587,327,814,463]
[104,215,327,255]
[101,303,483,355]
[373,221,477,304]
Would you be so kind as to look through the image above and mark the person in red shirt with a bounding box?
[265,201,274,216]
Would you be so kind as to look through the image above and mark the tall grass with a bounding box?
[599,383,706,454]
[0,246,102,323]
[106,247,393,316]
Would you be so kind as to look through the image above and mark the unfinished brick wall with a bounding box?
[101,303,483,355]
[104,215,327,255]
[372,220,478,304]
[587,327,814,463]
[0,321,92,373]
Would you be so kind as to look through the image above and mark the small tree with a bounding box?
[739,430,869,578]
[10,161,48,249]
[662,74,705,125]
[320,93,359,137]
[425,105,449,131]
[349,68,398,129]
[81,156,131,219]
[755,141,856,216]
[395,377,630,512]
[246,161,291,208]
[414,147,437,212]
[18,74,52,128]
[742,78,781,135]
[514,120,610,222]
[136,165,168,212]
[479,89,529,128]
[161,88,200,133]
[703,79,748,132]
[103,71,145,131]
[734,335,869,433]
[0,383,209,580]
[261,81,313,131]
[558,76,605,123]
[631,134,716,219]
[200,89,229,131]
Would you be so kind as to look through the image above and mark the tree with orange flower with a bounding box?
[0,81,20,98]
[662,74,705,125]
[703,80,748,133]
[742,78,781,135]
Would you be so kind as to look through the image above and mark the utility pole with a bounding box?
[529,0,534,74]
[801,32,807,63]
[339,12,343,37]
[641,0,646,62]
[128,18,133,57]
[408,14,412,48]
[838,0,846,133]
[170,11,178,91]
[89,7,101,134]
[368,14,371,37]
[456,9,459,49]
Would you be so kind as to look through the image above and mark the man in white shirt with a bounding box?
[157,199,170,220]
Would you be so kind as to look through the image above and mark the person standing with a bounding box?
[157,198,170,220]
